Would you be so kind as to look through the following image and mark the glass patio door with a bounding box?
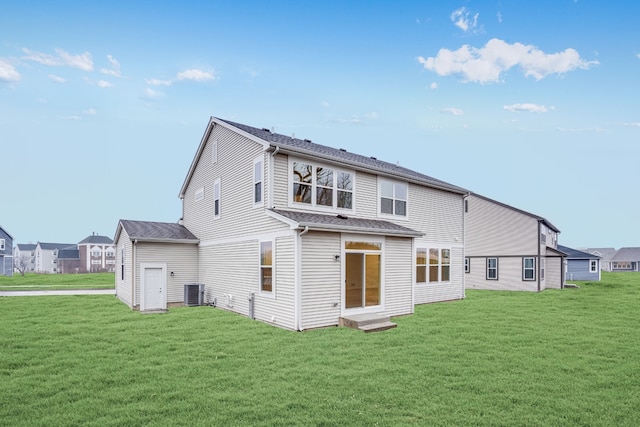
[344,241,381,309]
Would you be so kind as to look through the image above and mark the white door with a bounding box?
[142,266,165,311]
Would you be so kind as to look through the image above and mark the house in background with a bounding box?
[113,220,199,310]
[57,246,81,274]
[0,225,14,276]
[609,247,640,272]
[464,193,566,291]
[558,245,601,281]
[13,243,36,273]
[115,116,468,330]
[583,247,617,271]
[78,233,116,273]
[34,242,76,274]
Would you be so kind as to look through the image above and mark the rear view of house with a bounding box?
[559,245,600,281]
[115,116,468,330]
[609,247,640,272]
[464,193,565,291]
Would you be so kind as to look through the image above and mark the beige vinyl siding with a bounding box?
[353,171,378,217]
[198,233,297,330]
[182,124,282,242]
[466,256,538,291]
[465,194,539,255]
[133,243,198,304]
[545,256,563,289]
[300,231,342,330]
[115,229,133,308]
[383,237,413,317]
[272,152,289,209]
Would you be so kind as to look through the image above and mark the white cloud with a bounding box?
[83,108,97,116]
[145,78,173,86]
[451,7,479,32]
[636,53,640,59]
[176,69,216,82]
[0,59,21,83]
[429,82,438,89]
[97,80,113,88]
[504,103,549,113]
[48,74,66,83]
[441,107,464,116]
[623,122,640,127]
[418,38,598,84]
[497,12,503,23]
[321,101,330,108]
[100,54,121,77]
[143,87,164,100]
[21,47,93,71]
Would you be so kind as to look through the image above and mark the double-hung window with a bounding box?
[291,160,353,210]
[120,248,125,280]
[380,179,407,217]
[464,257,470,273]
[254,157,263,206]
[590,260,598,273]
[523,257,535,280]
[213,179,221,218]
[260,241,273,293]
[417,247,450,283]
[0,239,4,251]
[487,257,498,280]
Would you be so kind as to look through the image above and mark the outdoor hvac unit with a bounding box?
[184,283,205,306]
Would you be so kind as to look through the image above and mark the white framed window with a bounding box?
[540,258,545,280]
[260,240,273,293]
[213,178,220,219]
[106,260,116,265]
[120,247,125,281]
[195,187,204,202]
[0,239,4,250]
[212,139,218,164]
[290,159,353,211]
[91,250,101,257]
[417,247,450,283]
[254,157,263,206]
[379,179,407,217]
[464,257,470,273]
[487,257,498,280]
[523,257,535,281]
[92,260,101,265]
[590,260,598,273]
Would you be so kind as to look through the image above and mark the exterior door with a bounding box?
[344,240,382,310]
[141,265,166,311]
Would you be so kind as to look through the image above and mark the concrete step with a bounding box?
[339,313,397,332]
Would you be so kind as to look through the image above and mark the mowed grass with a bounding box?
[1,272,638,426]
[0,272,114,290]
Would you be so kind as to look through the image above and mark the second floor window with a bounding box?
[254,158,263,205]
[291,160,353,210]
[380,179,407,217]
[214,179,220,218]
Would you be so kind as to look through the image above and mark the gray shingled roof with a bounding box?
[58,248,80,259]
[558,245,599,259]
[611,247,640,261]
[118,220,199,243]
[79,235,114,244]
[217,118,468,195]
[269,209,423,237]
[39,242,77,251]
[16,244,37,251]
[583,247,617,260]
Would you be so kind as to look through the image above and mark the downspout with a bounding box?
[295,226,309,331]
[537,222,541,292]
[132,239,138,307]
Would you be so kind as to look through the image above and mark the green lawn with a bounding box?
[1,272,638,426]
[0,272,114,290]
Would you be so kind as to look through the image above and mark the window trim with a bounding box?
[259,240,274,296]
[254,157,264,207]
[288,157,355,212]
[0,239,4,251]
[120,247,125,281]
[464,257,470,274]
[589,259,598,273]
[213,178,220,219]
[486,257,498,280]
[378,178,408,219]
[416,246,451,284]
[523,257,536,281]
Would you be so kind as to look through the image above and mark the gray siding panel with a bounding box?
[115,230,134,308]
[383,237,414,316]
[566,259,599,281]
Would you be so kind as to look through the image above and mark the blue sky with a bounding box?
[1,1,638,249]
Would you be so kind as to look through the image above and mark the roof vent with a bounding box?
[304,139,312,143]
[262,128,270,133]
[339,148,347,152]
[337,214,349,220]
[370,156,377,160]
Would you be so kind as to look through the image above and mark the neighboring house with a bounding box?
[78,233,116,273]
[57,247,81,274]
[583,247,617,272]
[114,220,199,310]
[0,225,14,276]
[34,242,76,274]
[609,247,640,272]
[14,243,36,273]
[464,193,566,291]
[115,116,468,330]
[558,245,601,281]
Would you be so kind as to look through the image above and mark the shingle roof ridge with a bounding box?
[217,118,468,195]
